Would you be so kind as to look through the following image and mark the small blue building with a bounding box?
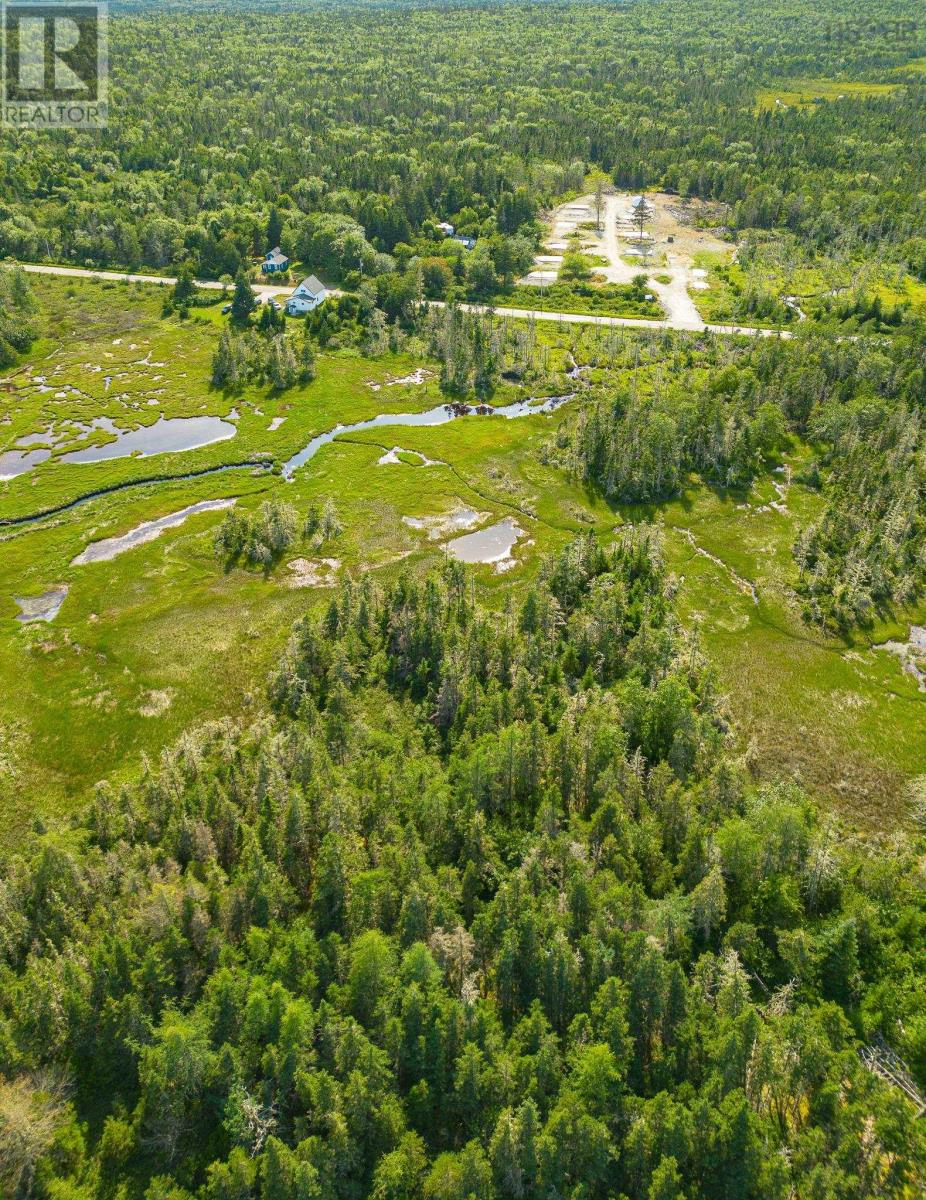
[261,246,290,274]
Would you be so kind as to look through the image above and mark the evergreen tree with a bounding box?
[266,207,283,252]
[172,265,197,311]
[231,270,257,322]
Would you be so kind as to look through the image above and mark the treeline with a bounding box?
[546,381,787,500]
[211,326,314,391]
[1,534,924,1199]
[303,297,548,395]
[424,306,503,397]
[548,320,926,628]
[212,289,315,390]
[0,268,38,369]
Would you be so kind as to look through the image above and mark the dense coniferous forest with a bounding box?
[3,0,926,1196]
[1,0,923,285]
[2,536,925,1199]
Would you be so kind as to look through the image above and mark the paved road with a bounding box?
[18,262,789,338]
[19,262,294,299]
[456,301,790,339]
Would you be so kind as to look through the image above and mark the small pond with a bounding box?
[15,585,69,623]
[60,416,237,465]
[72,498,237,565]
[1,448,52,479]
[403,508,483,539]
[445,518,523,565]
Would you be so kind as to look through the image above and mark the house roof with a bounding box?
[295,275,325,296]
[265,251,289,266]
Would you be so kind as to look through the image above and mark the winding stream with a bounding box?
[0,460,272,529]
[3,389,579,529]
[282,393,575,478]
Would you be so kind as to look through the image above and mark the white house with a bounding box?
[436,221,455,236]
[285,276,327,315]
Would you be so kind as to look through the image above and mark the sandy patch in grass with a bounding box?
[139,688,174,717]
[877,626,926,692]
[286,558,340,588]
[378,446,444,467]
[403,507,487,539]
[369,367,434,391]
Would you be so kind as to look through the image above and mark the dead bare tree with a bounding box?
[859,1035,926,1117]
[594,178,605,232]
[0,1073,71,1198]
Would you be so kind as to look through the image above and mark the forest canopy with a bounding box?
[1,535,925,1199]
[1,0,923,288]
[2,1,926,1198]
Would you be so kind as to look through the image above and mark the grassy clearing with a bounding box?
[895,56,926,73]
[654,466,926,832]
[1,280,924,846]
[873,275,926,313]
[495,281,664,319]
[687,251,798,328]
[755,78,900,112]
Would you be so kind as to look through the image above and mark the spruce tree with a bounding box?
[231,270,257,322]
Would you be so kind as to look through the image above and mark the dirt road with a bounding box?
[17,261,786,338]
[533,191,744,330]
[597,194,705,327]
[453,301,789,338]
